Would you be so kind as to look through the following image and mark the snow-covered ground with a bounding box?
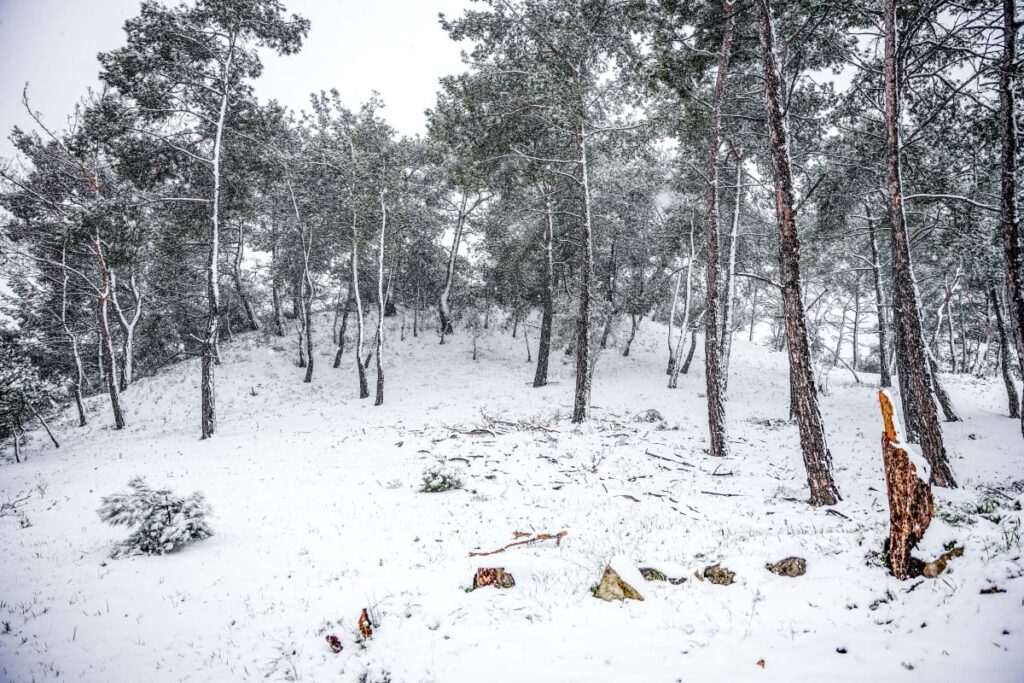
[2,315,1022,682]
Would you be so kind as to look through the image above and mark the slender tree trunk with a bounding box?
[524,317,532,362]
[623,315,640,356]
[60,249,87,427]
[374,187,387,406]
[201,46,234,440]
[681,313,704,375]
[271,237,285,337]
[755,0,839,504]
[439,198,466,341]
[667,265,682,375]
[571,116,594,423]
[883,0,955,486]
[413,288,419,338]
[993,287,1022,418]
[701,0,735,458]
[334,290,352,368]
[721,155,742,391]
[110,271,143,392]
[348,142,369,399]
[232,223,259,332]
[867,209,892,387]
[669,224,695,389]
[926,347,960,422]
[749,281,758,342]
[534,195,555,388]
[93,235,125,430]
[999,0,1024,439]
[852,277,861,371]
[23,396,59,449]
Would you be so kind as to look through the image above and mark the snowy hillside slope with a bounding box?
[1,314,1022,682]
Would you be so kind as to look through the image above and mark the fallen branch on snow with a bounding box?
[469,530,568,557]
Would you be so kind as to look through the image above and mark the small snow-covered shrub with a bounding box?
[98,477,212,558]
[420,464,462,493]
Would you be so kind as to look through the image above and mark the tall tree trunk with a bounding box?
[439,197,467,341]
[701,0,735,458]
[755,0,839,505]
[348,141,369,399]
[571,117,595,424]
[993,287,1022,418]
[534,195,555,388]
[867,208,892,387]
[852,277,861,371]
[201,46,233,440]
[720,155,742,391]
[374,187,387,406]
[999,0,1024,439]
[93,234,125,430]
[883,0,955,486]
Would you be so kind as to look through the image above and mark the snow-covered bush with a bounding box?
[0,342,63,453]
[420,463,463,493]
[98,477,212,558]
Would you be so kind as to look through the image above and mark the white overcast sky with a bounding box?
[0,0,474,158]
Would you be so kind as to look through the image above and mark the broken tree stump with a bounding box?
[878,390,934,580]
[472,567,516,589]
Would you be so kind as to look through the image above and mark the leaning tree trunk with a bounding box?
[534,194,555,388]
[333,289,352,369]
[667,264,682,375]
[571,117,595,424]
[883,0,955,486]
[720,156,742,392]
[701,0,735,458]
[993,287,1021,418]
[623,315,641,357]
[681,313,704,375]
[93,235,126,430]
[878,390,934,580]
[439,197,467,341]
[755,0,839,505]
[374,187,387,406]
[999,0,1024,439]
[669,225,696,389]
[233,222,259,332]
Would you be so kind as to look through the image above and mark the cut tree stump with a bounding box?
[472,567,516,589]
[879,390,934,579]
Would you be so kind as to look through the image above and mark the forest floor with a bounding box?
[1,314,1022,682]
